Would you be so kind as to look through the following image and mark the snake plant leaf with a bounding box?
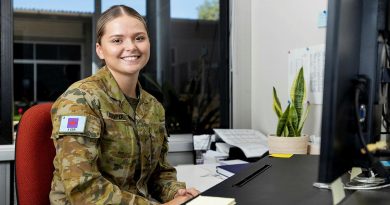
[286,104,298,137]
[286,119,297,137]
[273,87,283,118]
[290,67,306,123]
[283,126,289,137]
[297,101,310,135]
[289,103,299,131]
[276,104,290,136]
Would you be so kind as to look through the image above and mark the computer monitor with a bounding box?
[318,0,390,184]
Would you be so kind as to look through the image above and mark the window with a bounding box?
[14,63,33,102]
[13,42,82,114]
[141,0,229,134]
[36,44,81,61]
[12,4,92,122]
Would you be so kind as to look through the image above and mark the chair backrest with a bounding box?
[15,103,55,205]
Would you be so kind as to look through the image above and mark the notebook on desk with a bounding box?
[216,163,251,178]
[187,195,236,205]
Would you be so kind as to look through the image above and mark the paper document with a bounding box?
[193,134,212,150]
[175,164,224,192]
[203,150,229,163]
[187,195,236,205]
[215,142,233,155]
[213,129,268,158]
[288,44,325,104]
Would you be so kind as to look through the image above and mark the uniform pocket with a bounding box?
[100,109,137,159]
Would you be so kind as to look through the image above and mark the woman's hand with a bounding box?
[174,188,200,198]
[163,195,192,205]
[163,188,200,205]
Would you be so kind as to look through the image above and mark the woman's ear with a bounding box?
[96,43,104,60]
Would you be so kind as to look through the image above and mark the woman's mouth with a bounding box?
[121,55,140,62]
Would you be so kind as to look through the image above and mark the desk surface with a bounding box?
[199,155,390,205]
[176,163,226,192]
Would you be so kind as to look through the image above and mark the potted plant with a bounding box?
[268,67,310,154]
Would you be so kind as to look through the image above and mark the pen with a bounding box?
[234,164,271,187]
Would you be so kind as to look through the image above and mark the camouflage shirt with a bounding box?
[49,67,185,205]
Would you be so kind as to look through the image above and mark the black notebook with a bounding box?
[216,163,250,177]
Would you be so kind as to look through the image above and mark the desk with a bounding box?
[167,134,194,166]
[0,144,14,161]
[197,155,390,205]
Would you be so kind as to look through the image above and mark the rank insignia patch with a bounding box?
[59,116,86,133]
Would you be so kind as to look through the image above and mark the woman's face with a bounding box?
[96,15,150,77]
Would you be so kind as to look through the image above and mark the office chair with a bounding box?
[15,103,55,205]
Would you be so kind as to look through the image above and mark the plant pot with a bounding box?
[267,134,309,154]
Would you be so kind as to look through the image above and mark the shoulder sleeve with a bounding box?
[51,86,102,139]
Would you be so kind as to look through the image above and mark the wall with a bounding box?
[231,0,252,129]
[232,0,327,137]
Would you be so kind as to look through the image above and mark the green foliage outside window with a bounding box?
[197,0,219,20]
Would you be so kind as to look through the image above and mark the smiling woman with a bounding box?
[49,5,200,204]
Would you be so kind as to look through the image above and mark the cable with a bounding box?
[354,82,390,182]
[354,84,372,159]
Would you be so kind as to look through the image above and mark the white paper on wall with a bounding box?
[288,44,325,104]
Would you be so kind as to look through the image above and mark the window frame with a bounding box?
[14,41,84,103]
[0,0,14,145]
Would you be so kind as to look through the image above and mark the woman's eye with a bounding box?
[112,39,122,44]
[135,36,145,41]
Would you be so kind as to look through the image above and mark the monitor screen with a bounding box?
[318,0,389,184]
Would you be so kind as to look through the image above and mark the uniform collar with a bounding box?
[96,66,125,102]
[96,66,149,118]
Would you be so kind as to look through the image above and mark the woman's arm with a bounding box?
[146,105,187,202]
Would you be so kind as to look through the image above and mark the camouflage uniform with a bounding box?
[49,66,186,205]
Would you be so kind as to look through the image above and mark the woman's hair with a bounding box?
[96,5,147,45]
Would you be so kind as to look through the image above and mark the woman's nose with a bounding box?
[124,39,136,51]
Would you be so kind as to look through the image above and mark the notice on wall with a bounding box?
[288,44,325,105]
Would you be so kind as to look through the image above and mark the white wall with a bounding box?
[231,0,252,129]
[232,0,328,136]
